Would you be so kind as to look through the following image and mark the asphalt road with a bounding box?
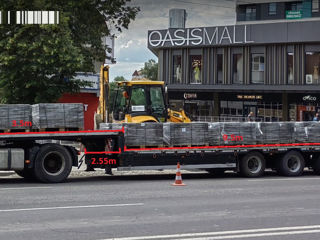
[1,171,320,240]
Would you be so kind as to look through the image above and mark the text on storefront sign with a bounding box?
[148,25,254,47]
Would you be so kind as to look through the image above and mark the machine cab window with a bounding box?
[130,86,147,112]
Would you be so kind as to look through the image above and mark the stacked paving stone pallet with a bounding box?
[102,122,320,147]
[32,103,84,129]
[0,104,32,130]
[99,123,123,130]
[125,123,164,146]
[100,122,163,146]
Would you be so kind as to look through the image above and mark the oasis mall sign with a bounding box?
[148,25,254,48]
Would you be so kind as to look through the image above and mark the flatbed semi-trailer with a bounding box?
[1,129,320,183]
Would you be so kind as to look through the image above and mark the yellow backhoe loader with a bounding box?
[96,65,191,125]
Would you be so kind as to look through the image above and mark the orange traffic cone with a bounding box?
[172,162,186,186]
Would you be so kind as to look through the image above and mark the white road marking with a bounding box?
[180,229,320,239]
[0,187,52,190]
[248,177,320,182]
[101,225,320,240]
[0,203,144,213]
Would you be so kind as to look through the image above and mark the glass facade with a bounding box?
[190,55,202,84]
[167,46,320,87]
[287,52,294,84]
[220,100,282,122]
[313,0,319,12]
[268,3,277,15]
[245,5,256,21]
[173,55,182,84]
[305,52,320,84]
[286,1,303,11]
[251,53,265,84]
[232,54,243,84]
[217,54,223,84]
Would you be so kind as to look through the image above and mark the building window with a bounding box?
[305,52,320,84]
[190,55,202,84]
[313,0,319,12]
[245,5,256,21]
[217,54,223,84]
[232,54,243,84]
[287,52,294,84]
[251,53,264,84]
[173,55,182,84]
[268,3,277,15]
[286,2,303,11]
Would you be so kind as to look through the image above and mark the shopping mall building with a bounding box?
[148,0,320,121]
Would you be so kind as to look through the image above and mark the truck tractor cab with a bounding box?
[112,80,167,123]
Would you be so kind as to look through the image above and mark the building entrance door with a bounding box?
[297,105,316,121]
[184,102,199,121]
[243,105,257,120]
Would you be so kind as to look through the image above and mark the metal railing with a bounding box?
[192,116,267,122]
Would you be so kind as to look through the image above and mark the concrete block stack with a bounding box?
[207,122,221,146]
[163,123,191,146]
[99,123,123,130]
[191,122,209,145]
[32,103,84,129]
[124,123,163,146]
[293,122,309,143]
[0,104,32,130]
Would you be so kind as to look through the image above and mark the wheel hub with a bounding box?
[43,151,65,176]
[287,157,301,172]
[247,157,261,174]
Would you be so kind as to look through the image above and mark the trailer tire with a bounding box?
[277,150,305,176]
[240,152,265,177]
[33,144,72,183]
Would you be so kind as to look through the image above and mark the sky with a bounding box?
[109,0,236,81]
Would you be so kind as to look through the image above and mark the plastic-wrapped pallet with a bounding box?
[191,122,208,145]
[256,122,280,144]
[279,122,294,143]
[163,123,191,146]
[145,123,163,146]
[32,103,84,129]
[124,123,163,146]
[293,122,309,143]
[220,122,242,145]
[99,123,123,130]
[207,122,220,146]
[305,122,320,143]
[0,104,31,130]
[240,122,257,145]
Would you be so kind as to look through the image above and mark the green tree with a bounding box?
[0,0,139,103]
[140,59,158,80]
[114,76,127,82]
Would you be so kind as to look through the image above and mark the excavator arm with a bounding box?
[97,65,110,122]
[167,109,191,123]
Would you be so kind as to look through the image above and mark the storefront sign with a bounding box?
[184,93,197,99]
[302,95,317,101]
[148,25,254,48]
[237,95,263,100]
[286,10,302,20]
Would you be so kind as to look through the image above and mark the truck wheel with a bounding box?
[240,152,265,177]
[33,144,72,183]
[15,169,35,180]
[277,150,305,176]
